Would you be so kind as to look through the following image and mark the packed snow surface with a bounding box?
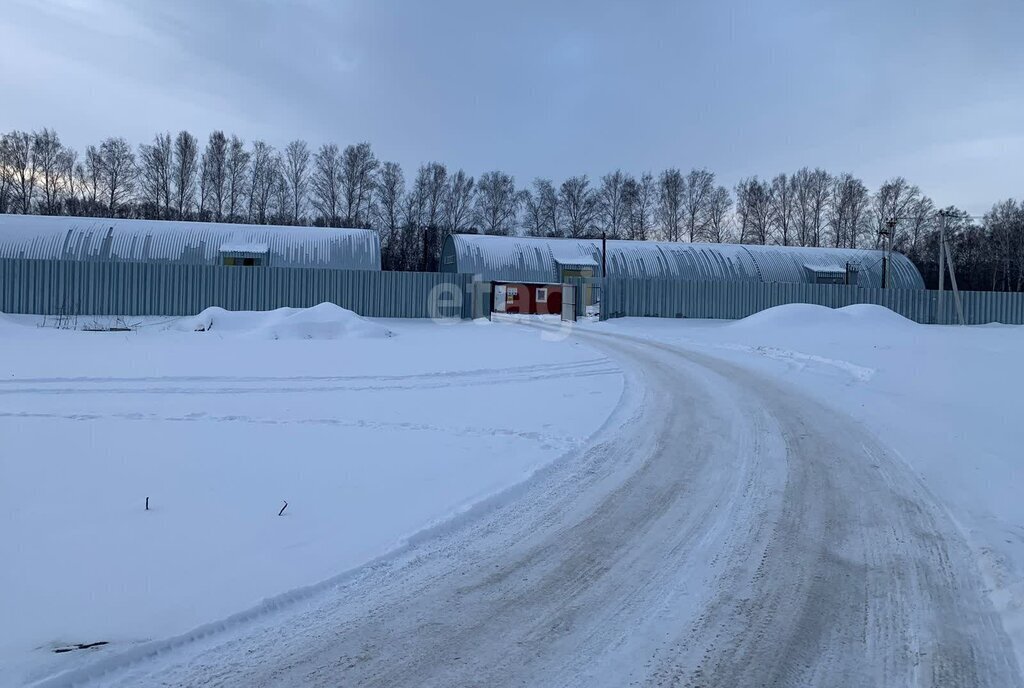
[593,304,1024,667]
[0,309,622,686]
[4,303,1022,686]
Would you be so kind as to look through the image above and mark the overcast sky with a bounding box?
[2,0,1021,214]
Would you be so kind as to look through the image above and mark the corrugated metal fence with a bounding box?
[601,277,1024,325]
[0,258,473,319]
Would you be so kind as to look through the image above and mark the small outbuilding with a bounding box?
[0,214,381,271]
[492,282,563,315]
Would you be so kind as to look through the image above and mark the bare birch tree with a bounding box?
[705,185,733,243]
[225,135,250,222]
[521,183,545,237]
[443,169,475,235]
[8,131,37,214]
[598,170,629,239]
[871,177,921,249]
[172,131,198,219]
[138,132,173,219]
[769,172,795,245]
[623,172,656,241]
[681,168,714,242]
[283,140,311,224]
[735,177,772,244]
[247,141,277,224]
[0,133,13,214]
[58,147,79,215]
[341,142,378,226]
[202,131,228,221]
[311,143,343,226]
[657,168,684,241]
[473,171,518,236]
[559,175,598,238]
[33,129,65,215]
[374,161,405,269]
[98,137,136,216]
[827,173,870,249]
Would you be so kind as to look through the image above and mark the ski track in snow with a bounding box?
[33,326,1023,688]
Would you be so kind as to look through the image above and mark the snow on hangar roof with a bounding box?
[441,234,925,289]
[0,215,381,270]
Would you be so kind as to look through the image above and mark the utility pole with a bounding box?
[879,218,896,288]
[937,211,946,324]
[880,218,897,286]
[937,209,965,325]
[601,232,607,278]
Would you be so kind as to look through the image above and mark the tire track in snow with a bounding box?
[0,360,619,396]
[0,358,607,385]
[1,411,582,451]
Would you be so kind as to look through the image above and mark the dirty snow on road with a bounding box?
[0,309,622,686]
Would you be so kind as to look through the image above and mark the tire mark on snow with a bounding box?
[0,366,620,397]
[0,358,607,385]
[0,411,582,450]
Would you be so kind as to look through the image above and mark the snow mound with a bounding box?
[729,304,837,329]
[731,303,914,330]
[176,303,394,340]
[834,304,915,326]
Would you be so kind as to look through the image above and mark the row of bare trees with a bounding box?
[2,127,1023,288]
[733,172,935,255]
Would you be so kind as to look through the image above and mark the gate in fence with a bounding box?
[561,284,577,322]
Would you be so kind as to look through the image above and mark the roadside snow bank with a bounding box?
[176,303,394,340]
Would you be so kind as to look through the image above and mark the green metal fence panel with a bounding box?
[598,277,1024,325]
[0,258,473,319]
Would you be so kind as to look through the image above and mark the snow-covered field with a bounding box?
[5,302,1022,686]
[0,307,622,686]
[586,306,1024,667]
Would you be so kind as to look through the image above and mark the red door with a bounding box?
[545,288,562,315]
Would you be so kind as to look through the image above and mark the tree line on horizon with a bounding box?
[1,127,1023,291]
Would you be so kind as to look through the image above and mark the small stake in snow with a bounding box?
[145,497,149,511]
[278,500,288,517]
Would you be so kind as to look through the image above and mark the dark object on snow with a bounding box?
[53,641,109,654]
[278,500,288,516]
[145,496,149,511]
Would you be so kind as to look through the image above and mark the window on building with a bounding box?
[536,288,548,303]
[222,255,264,267]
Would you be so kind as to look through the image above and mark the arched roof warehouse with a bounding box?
[0,214,381,270]
[441,234,924,289]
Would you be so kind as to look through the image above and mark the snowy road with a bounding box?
[52,326,1023,687]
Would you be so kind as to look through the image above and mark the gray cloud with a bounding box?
[2,0,1021,214]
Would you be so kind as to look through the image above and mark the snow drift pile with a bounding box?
[728,303,915,330]
[176,303,394,340]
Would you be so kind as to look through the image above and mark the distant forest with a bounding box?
[1,128,1022,291]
